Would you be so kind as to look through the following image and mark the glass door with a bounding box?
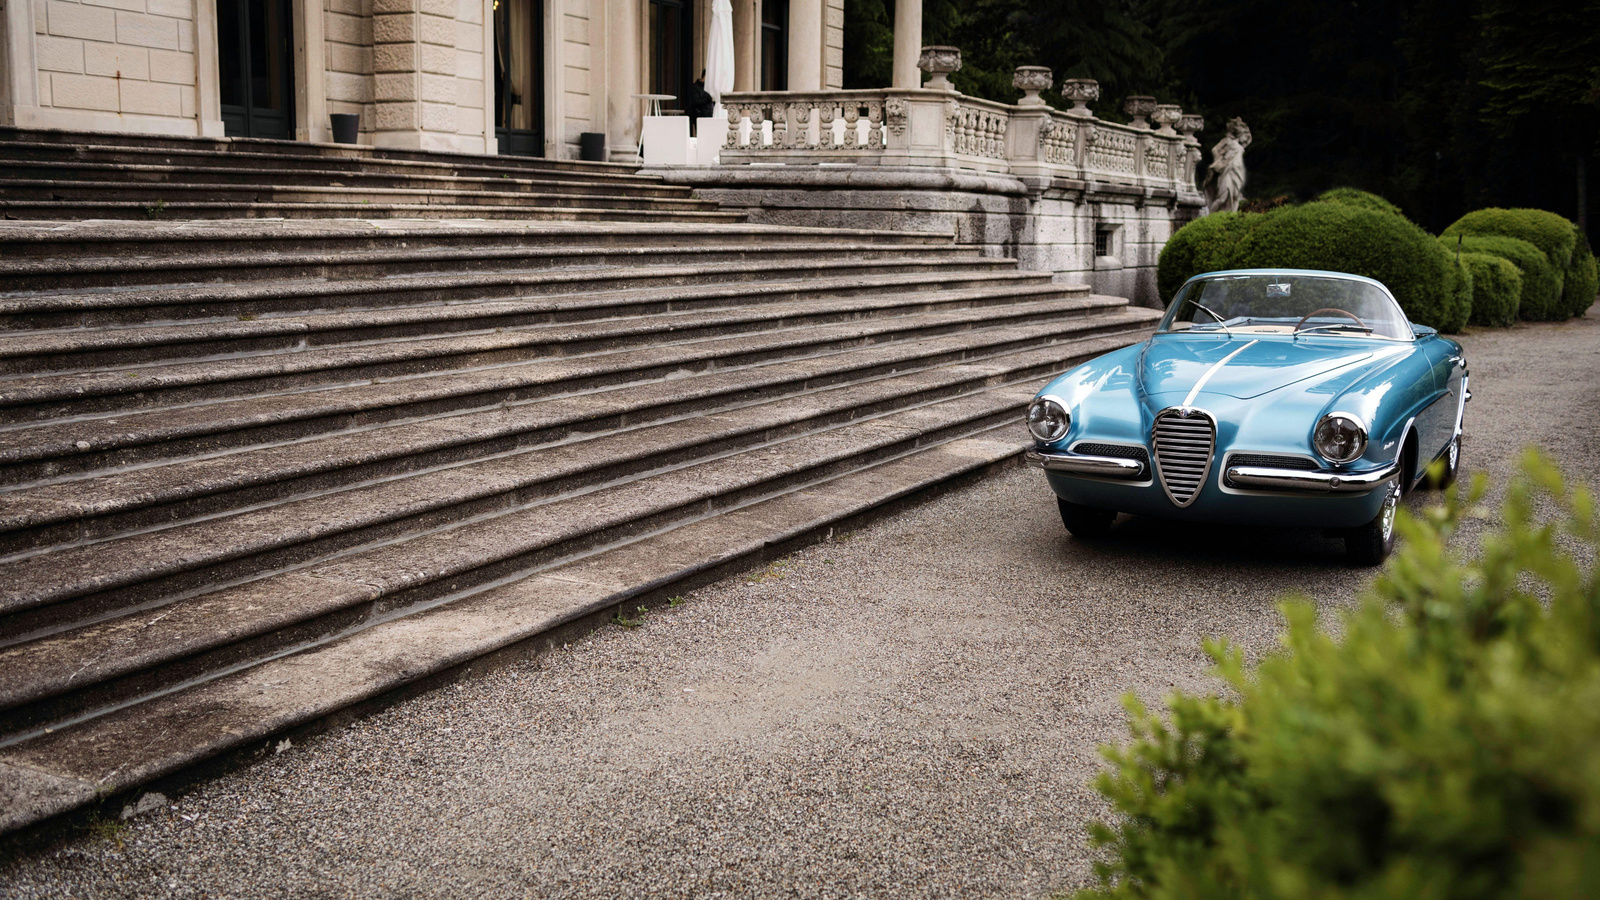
[494,0,544,156]
[217,0,295,139]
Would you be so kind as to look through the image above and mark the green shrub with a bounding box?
[1226,203,1468,331]
[1443,207,1576,274]
[1078,452,1600,900]
[1563,230,1597,317]
[1449,234,1563,321]
[1157,212,1250,303]
[1458,250,1522,326]
[1313,187,1404,218]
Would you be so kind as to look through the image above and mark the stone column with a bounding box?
[1,0,40,127]
[732,0,756,91]
[605,0,641,162]
[787,0,822,91]
[890,0,922,89]
[295,0,328,142]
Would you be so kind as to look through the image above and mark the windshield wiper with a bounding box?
[1188,301,1233,335]
[1295,323,1374,336]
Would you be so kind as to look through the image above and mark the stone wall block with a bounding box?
[327,0,363,15]
[564,66,588,93]
[454,20,480,50]
[325,12,368,45]
[115,10,179,49]
[375,100,418,130]
[455,0,479,24]
[50,71,120,109]
[35,0,48,34]
[371,0,415,13]
[456,104,483,135]
[35,35,86,72]
[373,41,415,72]
[825,5,842,27]
[176,17,192,49]
[47,2,116,42]
[562,11,587,41]
[420,72,455,103]
[419,0,453,18]
[180,83,196,116]
[326,70,374,102]
[147,48,192,83]
[454,73,482,108]
[372,13,415,43]
[83,0,147,14]
[85,41,150,79]
[374,72,416,101]
[328,43,372,75]
[119,77,180,114]
[419,41,454,75]
[146,0,194,19]
[420,101,456,132]
[417,13,453,45]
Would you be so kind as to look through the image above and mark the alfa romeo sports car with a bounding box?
[1025,269,1469,565]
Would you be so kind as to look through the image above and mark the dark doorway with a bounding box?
[761,0,787,90]
[648,0,694,111]
[494,0,544,156]
[217,0,295,139]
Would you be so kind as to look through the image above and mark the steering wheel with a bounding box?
[1294,307,1368,332]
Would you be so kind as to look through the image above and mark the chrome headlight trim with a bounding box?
[1313,411,1368,465]
[1026,396,1071,443]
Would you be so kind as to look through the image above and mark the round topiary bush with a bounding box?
[1458,251,1522,326]
[1563,230,1597,317]
[1313,187,1404,218]
[1442,209,1577,314]
[1448,234,1563,321]
[1157,212,1254,303]
[1224,202,1469,332]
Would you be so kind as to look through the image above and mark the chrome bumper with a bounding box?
[1025,448,1146,479]
[1225,460,1400,493]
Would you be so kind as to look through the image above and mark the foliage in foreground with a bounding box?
[1078,452,1600,900]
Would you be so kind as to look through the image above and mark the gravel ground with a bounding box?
[3,311,1596,900]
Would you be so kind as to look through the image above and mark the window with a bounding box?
[649,0,695,110]
[761,0,788,91]
[1095,227,1115,258]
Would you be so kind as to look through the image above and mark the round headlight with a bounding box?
[1026,397,1070,443]
[1313,413,1367,464]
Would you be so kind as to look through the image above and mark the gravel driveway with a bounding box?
[3,311,1596,899]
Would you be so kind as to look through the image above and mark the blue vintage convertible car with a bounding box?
[1025,269,1468,564]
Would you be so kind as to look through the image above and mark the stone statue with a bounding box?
[1202,117,1252,214]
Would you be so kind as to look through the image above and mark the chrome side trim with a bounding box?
[1025,449,1146,478]
[1224,459,1401,493]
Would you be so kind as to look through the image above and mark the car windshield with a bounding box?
[1160,272,1412,340]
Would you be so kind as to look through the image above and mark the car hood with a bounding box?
[1137,335,1405,402]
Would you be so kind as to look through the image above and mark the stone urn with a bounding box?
[1178,114,1204,141]
[1012,66,1053,106]
[1060,78,1099,117]
[918,46,962,91]
[1123,95,1157,129]
[1152,104,1183,135]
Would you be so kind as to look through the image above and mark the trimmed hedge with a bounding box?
[1449,234,1563,321]
[1458,250,1522,326]
[1443,207,1576,273]
[1078,453,1600,900]
[1313,187,1404,217]
[1564,231,1597,317]
[1159,202,1469,332]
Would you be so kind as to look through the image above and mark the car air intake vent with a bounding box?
[1073,443,1151,468]
[1152,409,1216,507]
[1228,454,1318,470]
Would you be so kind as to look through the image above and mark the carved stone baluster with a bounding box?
[868,100,887,149]
[819,101,837,149]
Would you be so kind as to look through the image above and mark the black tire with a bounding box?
[1345,481,1400,566]
[1057,497,1116,539]
[1426,436,1461,490]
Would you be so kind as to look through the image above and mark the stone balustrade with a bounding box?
[719,82,1202,196]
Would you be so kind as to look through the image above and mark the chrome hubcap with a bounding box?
[1380,484,1398,542]
[1448,439,1459,470]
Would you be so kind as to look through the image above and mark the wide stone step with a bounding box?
[0,428,1022,836]
[0,352,1109,753]
[0,299,1139,489]
[0,199,749,224]
[0,253,1005,330]
[0,159,699,199]
[0,269,1059,373]
[0,291,1110,423]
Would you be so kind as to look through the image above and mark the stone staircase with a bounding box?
[0,134,1160,835]
[0,128,739,222]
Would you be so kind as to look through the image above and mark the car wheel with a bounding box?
[1345,480,1400,566]
[1057,497,1116,539]
[1427,436,1461,490]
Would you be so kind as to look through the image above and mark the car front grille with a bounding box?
[1073,443,1151,468]
[1224,453,1318,488]
[1152,409,1216,507]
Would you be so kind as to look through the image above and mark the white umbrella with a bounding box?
[705,0,735,106]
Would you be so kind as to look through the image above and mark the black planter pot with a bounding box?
[330,113,360,144]
[579,132,607,162]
